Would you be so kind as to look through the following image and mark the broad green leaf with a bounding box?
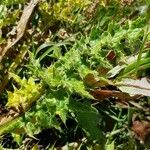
[69,100,105,144]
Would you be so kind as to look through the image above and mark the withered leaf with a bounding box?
[0,0,40,62]
[117,78,150,97]
[97,66,110,76]
[107,65,126,78]
[84,73,112,87]
[132,120,150,142]
[0,108,20,127]
[90,89,133,101]
[106,50,116,62]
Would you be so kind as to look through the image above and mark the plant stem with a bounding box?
[136,27,149,73]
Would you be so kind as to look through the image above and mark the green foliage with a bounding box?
[0,0,25,5]
[0,0,150,149]
[39,0,91,27]
[7,73,41,109]
[24,89,69,135]
[69,100,104,143]
[0,5,20,28]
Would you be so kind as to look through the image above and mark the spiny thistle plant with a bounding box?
[0,0,150,149]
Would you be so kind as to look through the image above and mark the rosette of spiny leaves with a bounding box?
[6,73,42,110]
[23,88,70,136]
[0,1,150,148]
[0,72,70,136]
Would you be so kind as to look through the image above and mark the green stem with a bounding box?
[118,57,150,79]
[135,27,149,73]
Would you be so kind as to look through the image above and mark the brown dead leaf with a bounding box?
[97,66,110,76]
[84,0,99,19]
[132,120,150,142]
[116,78,150,97]
[120,0,134,6]
[0,107,20,127]
[84,73,102,87]
[84,73,98,87]
[106,50,116,62]
[90,89,133,101]
[0,0,40,63]
[84,73,112,87]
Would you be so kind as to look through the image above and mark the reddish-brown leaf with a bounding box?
[84,73,110,87]
[132,120,150,142]
[90,89,133,101]
[106,50,116,62]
